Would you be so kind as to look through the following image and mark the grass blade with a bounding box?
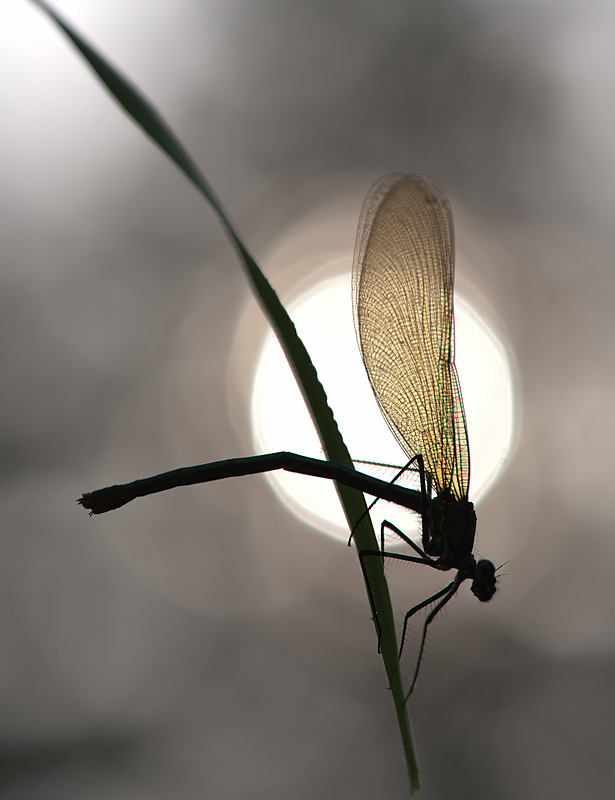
[29,0,420,791]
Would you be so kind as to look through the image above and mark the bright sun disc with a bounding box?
[251,273,515,542]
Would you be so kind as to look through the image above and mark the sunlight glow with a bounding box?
[251,274,515,541]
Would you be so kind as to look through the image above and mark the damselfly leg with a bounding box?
[350,453,495,700]
[350,454,433,653]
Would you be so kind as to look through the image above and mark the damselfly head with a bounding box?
[470,558,497,602]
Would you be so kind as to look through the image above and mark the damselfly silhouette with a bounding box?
[79,173,496,697]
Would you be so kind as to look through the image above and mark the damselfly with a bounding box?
[79,174,496,697]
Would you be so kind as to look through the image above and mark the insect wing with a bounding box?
[352,173,470,500]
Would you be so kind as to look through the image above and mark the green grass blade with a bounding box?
[30,0,420,791]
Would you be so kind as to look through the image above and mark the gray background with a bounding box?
[2,1,614,798]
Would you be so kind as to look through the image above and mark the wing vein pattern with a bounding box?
[352,173,470,501]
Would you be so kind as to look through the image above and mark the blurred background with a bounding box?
[3,0,615,797]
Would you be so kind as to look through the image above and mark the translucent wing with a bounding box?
[352,174,470,500]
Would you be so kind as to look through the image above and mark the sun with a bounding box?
[250,273,515,541]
